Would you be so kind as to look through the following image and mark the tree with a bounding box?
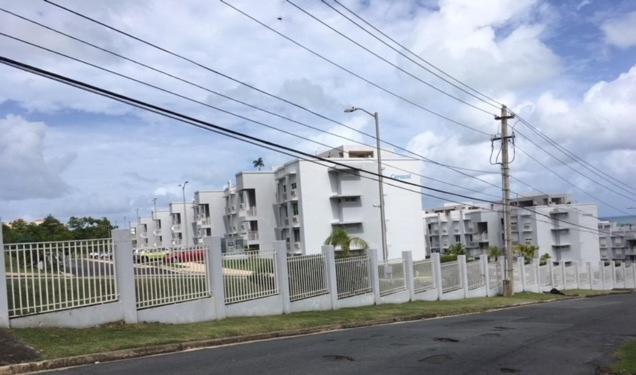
[447,243,466,257]
[324,228,368,258]
[68,216,115,239]
[252,157,264,171]
[514,243,539,263]
[540,252,551,265]
[487,246,502,261]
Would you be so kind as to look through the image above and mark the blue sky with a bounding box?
[1,0,635,227]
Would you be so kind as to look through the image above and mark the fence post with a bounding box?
[587,262,593,290]
[111,229,137,324]
[533,259,540,292]
[518,257,527,292]
[402,251,415,301]
[600,262,606,290]
[369,249,381,304]
[0,222,9,327]
[274,241,290,314]
[431,253,443,300]
[611,262,617,290]
[204,236,226,320]
[458,255,468,298]
[483,256,491,297]
[322,245,338,310]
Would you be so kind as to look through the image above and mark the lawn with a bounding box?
[11,292,581,360]
[612,340,636,374]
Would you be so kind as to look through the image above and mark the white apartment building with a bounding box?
[169,202,195,247]
[598,221,636,262]
[131,217,154,249]
[273,145,425,260]
[425,194,601,262]
[223,172,277,252]
[192,190,226,245]
[151,210,172,248]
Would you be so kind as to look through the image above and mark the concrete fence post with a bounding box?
[573,261,580,289]
[533,259,541,293]
[622,263,627,288]
[632,263,636,289]
[204,236,226,320]
[611,262,617,290]
[402,251,415,301]
[499,257,506,294]
[0,222,9,327]
[368,249,380,304]
[458,255,468,298]
[431,253,443,300]
[587,262,593,290]
[111,229,137,324]
[600,261,606,290]
[548,261,554,288]
[274,241,290,314]
[518,257,527,292]
[482,256,492,297]
[322,245,338,310]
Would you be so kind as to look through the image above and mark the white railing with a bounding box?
[4,239,117,318]
[378,259,406,297]
[134,245,210,310]
[223,251,279,304]
[413,259,435,293]
[564,264,577,289]
[335,255,372,299]
[287,254,328,302]
[466,260,484,290]
[524,263,536,286]
[489,261,501,289]
[441,261,462,293]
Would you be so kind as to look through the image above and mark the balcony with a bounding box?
[248,231,259,241]
[293,242,301,250]
[290,189,298,199]
[245,207,257,217]
[477,233,489,242]
[292,215,300,226]
[153,229,162,236]
[171,224,181,232]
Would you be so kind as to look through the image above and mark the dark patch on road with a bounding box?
[494,326,515,331]
[325,338,336,342]
[433,337,459,342]
[500,367,521,373]
[349,337,368,342]
[0,328,39,365]
[323,354,354,362]
[418,354,452,364]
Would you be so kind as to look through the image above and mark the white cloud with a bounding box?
[601,10,636,49]
[0,115,72,200]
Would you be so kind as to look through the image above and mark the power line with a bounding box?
[326,0,502,108]
[32,3,505,193]
[0,55,608,236]
[217,0,491,136]
[286,0,496,116]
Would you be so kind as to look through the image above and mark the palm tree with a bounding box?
[324,228,368,257]
[252,157,264,171]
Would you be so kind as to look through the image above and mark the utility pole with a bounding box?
[179,181,189,248]
[152,198,158,220]
[494,105,515,297]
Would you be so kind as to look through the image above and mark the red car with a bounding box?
[165,249,205,263]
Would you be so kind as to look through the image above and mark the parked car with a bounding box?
[134,248,169,263]
[165,249,205,263]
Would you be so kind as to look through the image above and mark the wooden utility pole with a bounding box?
[494,105,515,297]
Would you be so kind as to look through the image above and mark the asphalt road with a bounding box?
[48,293,636,375]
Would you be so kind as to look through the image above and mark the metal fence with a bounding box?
[134,245,210,309]
[524,263,536,286]
[287,254,328,302]
[4,239,117,318]
[223,251,279,304]
[378,259,406,297]
[335,255,372,299]
[564,264,577,289]
[488,261,501,290]
[413,259,435,293]
[440,261,461,293]
[539,264,551,287]
[466,260,484,290]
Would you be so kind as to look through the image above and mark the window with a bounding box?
[292,202,299,215]
[291,182,297,189]
[454,235,460,242]
[293,228,301,242]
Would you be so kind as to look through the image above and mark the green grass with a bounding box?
[11,292,586,360]
[612,340,636,374]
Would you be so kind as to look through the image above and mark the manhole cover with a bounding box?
[323,355,354,362]
[434,337,459,342]
[418,354,452,364]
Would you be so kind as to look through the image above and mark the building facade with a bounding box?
[192,190,226,245]
[424,194,601,262]
[273,145,426,260]
[598,220,636,262]
[169,202,195,247]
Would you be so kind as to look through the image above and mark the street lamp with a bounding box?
[344,106,388,262]
[178,181,189,248]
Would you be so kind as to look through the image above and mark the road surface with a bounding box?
[48,293,636,374]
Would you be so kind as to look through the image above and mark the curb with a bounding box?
[0,294,623,374]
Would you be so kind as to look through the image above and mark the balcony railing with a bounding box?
[248,231,259,241]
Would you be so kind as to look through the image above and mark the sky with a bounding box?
[0,0,635,227]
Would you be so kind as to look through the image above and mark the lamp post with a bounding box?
[344,106,388,262]
[179,181,189,248]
